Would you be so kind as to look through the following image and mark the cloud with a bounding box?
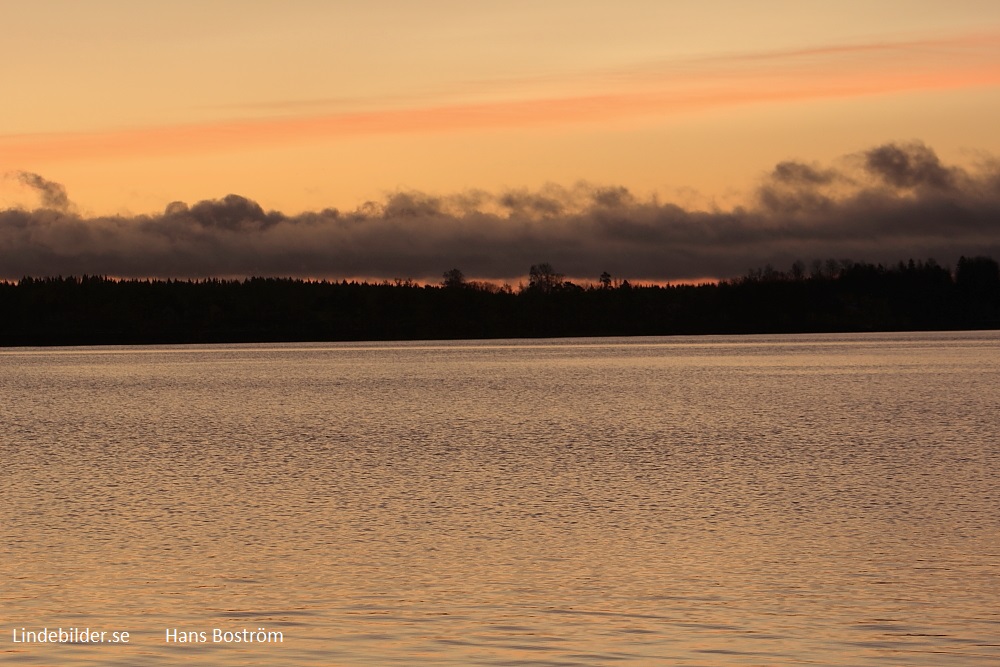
[7,171,71,211]
[863,142,961,191]
[771,161,838,186]
[1,142,999,282]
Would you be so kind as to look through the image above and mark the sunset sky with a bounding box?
[2,1,1000,281]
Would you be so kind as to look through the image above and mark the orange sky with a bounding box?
[3,1,1000,216]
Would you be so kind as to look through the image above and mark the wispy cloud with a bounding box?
[3,32,999,164]
[4,171,71,211]
[2,142,998,282]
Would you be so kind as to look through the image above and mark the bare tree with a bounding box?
[528,263,563,293]
[442,268,466,289]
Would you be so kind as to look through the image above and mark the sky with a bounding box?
[2,0,1000,282]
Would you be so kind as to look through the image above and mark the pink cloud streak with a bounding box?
[3,32,999,165]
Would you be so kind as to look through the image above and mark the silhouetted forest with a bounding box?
[1,256,997,346]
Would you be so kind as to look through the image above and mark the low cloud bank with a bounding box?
[2,142,999,282]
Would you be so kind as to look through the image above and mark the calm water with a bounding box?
[2,332,999,665]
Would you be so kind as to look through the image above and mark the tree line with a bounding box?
[1,256,997,345]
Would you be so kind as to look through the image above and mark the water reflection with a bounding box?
[2,332,998,665]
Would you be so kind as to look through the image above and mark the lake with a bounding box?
[2,332,998,665]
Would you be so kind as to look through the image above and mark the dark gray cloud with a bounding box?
[863,142,960,191]
[771,161,838,185]
[1,142,998,282]
[10,171,71,211]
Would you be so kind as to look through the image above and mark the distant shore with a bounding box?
[2,257,997,347]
